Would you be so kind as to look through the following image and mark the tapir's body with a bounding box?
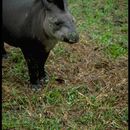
[3,0,56,50]
[2,0,79,90]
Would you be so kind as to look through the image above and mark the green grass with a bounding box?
[2,84,128,129]
[8,49,29,81]
[69,0,128,58]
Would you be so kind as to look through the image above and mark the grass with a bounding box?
[69,0,128,58]
[2,0,128,129]
[2,80,128,129]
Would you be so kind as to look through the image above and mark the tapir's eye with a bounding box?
[55,21,63,26]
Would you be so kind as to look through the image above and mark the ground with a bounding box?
[2,36,128,129]
[2,0,128,129]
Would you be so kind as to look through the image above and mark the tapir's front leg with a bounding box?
[21,44,49,90]
[21,48,41,90]
[37,51,50,84]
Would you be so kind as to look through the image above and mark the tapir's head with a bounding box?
[42,0,79,43]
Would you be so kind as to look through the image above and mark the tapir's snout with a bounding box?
[63,32,79,44]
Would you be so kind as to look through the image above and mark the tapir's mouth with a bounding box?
[63,34,79,44]
[63,38,78,44]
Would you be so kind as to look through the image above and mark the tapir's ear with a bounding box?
[47,0,65,11]
[41,0,52,10]
[42,0,66,11]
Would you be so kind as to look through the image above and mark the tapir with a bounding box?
[2,0,79,90]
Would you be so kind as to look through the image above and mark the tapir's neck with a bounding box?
[23,1,45,38]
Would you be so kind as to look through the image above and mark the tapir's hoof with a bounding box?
[31,84,42,91]
[40,72,49,84]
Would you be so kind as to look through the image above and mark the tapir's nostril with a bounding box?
[67,32,79,43]
[63,31,79,43]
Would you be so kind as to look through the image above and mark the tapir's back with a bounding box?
[3,0,34,37]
